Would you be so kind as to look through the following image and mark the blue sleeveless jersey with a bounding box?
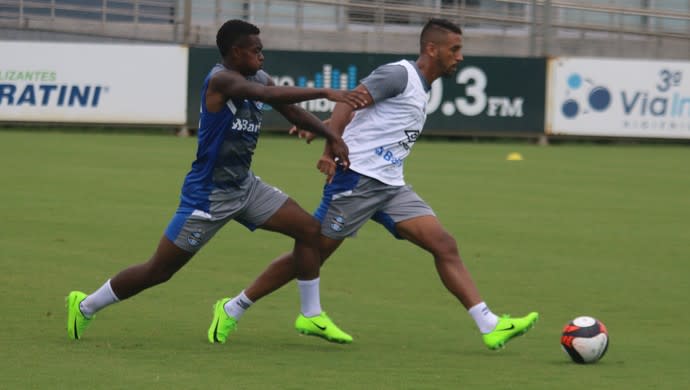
[179,64,269,211]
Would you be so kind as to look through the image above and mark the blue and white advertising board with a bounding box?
[547,57,690,139]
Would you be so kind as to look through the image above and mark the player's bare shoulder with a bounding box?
[205,67,245,111]
[209,67,243,92]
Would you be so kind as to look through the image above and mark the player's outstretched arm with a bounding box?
[328,85,371,135]
[288,84,373,144]
[210,70,367,107]
[287,118,332,144]
[273,103,350,170]
[280,84,373,182]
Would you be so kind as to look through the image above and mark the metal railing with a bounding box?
[0,0,688,58]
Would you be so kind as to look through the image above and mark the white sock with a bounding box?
[79,279,120,318]
[297,277,322,317]
[223,291,254,320]
[468,302,499,334]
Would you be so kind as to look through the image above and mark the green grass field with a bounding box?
[1,129,688,389]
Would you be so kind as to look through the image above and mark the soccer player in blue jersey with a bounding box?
[66,19,367,343]
[217,18,539,350]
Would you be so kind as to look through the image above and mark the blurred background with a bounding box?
[1,0,689,58]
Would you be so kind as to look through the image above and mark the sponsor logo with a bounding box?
[560,68,690,131]
[0,69,108,108]
[374,145,404,168]
[330,215,345,232]
[398,129,420,150]
[230,117,261,133]
[619,69,690,130]
[496,324,516,332]
[0,70,56,82]
[236,299,251,310]
[269,63,527,120]
[428,66,525,118]
[187,231,203,247]
[560,73,612,119]
[270,64,358,113]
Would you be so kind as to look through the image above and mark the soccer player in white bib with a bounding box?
[219,18,539,350]
[65,19,368,343]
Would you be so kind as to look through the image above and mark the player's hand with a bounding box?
[288,125,317,143]
[316,155,338,184]
[324,89,369,109]
[327,137,350,172]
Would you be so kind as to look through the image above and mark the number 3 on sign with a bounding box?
[455,67,488,116]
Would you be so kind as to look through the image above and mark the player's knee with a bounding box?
[432,232,459,258]
[297,219,321,244]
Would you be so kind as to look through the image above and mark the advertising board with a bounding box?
[0,41,188,125]
[188,49,546,135]
[547,57,690,138]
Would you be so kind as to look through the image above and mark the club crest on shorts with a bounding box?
[187,230,204,246]
[330,215,345,232]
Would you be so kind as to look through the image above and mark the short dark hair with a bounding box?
[216,19,261,57]
[420,18,462,51]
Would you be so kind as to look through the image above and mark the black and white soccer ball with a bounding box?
[560,316,609,364]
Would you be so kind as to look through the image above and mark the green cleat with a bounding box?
[208,298,237,344]
[66,291,93,340]
[483,312,539,350]
[295,312,353,344]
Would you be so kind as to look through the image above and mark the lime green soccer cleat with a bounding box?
[208,298,238,344]
[295,312,353,344]
[66,291,93,340]
[482,312,539,350]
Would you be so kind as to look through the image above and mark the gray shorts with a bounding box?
[165,174,289,253]
[313,169,435,240]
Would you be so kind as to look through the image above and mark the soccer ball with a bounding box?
[560,316,609,364]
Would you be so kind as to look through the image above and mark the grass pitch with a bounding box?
[1,129,688,389]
